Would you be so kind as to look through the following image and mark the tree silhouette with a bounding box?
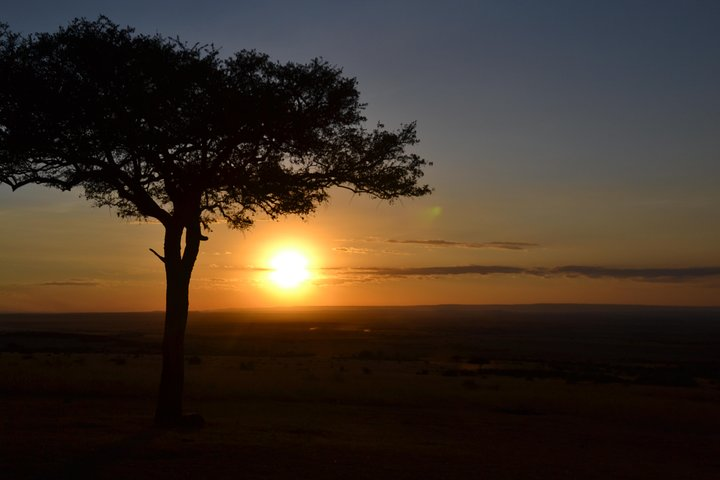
[0,17,431,426]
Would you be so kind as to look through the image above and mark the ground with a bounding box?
[1,305,719,479]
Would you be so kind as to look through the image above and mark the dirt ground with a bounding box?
[1,305,719,479]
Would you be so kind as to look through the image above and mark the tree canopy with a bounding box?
[0,17,431,425]
[0,17,430,231]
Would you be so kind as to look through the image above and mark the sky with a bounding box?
[1,0,719,311]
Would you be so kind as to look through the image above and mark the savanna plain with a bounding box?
[1,305,719,479]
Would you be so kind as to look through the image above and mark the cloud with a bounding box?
[387,239,539,250]
[546,265,720,282]
[337,237,539,251]
[362,265,526,276]
[37,280,100,287]
[333,247,371,254]
[202,262,720,286]
[331,265,720,283]
[332,246,411,256]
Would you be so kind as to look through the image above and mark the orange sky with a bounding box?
[0,185,718,312]
[1,3,720,311]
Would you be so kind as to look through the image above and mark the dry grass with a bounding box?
[1,305,719,479]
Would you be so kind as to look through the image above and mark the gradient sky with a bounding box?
[1,0,719,311]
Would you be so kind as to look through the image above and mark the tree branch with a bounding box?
[149,248,165,263]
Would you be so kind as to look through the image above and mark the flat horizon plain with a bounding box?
[2,304,719,479]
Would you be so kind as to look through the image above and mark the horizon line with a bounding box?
[1,302,719,316]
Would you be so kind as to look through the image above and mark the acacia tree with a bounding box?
[0,18,430,425]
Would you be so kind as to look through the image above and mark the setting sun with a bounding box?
[268,250,311,289]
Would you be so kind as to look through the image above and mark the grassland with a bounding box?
[1,305,719,479]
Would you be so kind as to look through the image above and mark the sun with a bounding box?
[268,250,311,289]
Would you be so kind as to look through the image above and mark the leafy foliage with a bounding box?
[0,17,430,230]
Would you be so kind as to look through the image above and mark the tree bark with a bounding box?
[154,221,200,426]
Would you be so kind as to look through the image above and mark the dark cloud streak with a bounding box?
[38,280,100,287]
[548,265,720,282]
[387,239,539,250]
[351,265,720,283]
[208,264,720,285]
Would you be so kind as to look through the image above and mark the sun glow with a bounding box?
[268,250,311,289]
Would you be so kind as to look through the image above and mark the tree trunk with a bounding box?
[154,221,201,426]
